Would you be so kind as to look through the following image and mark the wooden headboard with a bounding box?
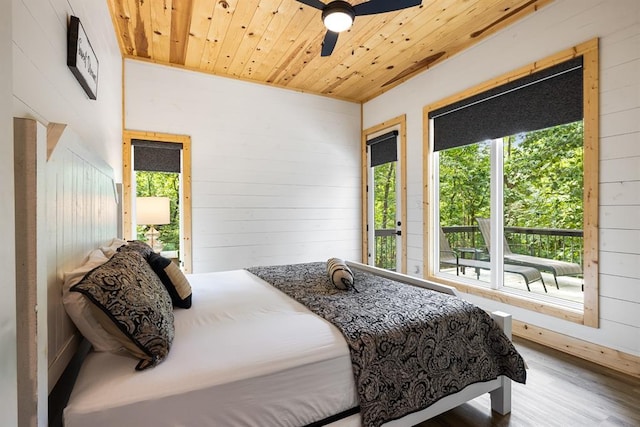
[14,118,119,425]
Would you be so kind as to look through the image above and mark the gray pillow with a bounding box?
[71,250,174,370]
[327,258,355,290]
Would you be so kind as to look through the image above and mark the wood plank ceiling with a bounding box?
[107,0,552,103]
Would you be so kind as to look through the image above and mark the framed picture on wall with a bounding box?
[67,15,99,100]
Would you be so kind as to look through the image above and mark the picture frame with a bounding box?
[67,16,99,100]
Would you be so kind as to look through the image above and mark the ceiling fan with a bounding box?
[296,0,423,56]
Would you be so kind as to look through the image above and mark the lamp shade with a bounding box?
[136,197,170,225]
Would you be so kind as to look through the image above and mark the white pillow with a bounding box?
[62,249,124,352]
[99,237,127,258]
[327,258,355,290]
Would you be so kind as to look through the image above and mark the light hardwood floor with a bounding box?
[417,337,640,427]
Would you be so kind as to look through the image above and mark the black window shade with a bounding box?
[367,130,398,167]
[429,56,583,151]
[133,139,183,173]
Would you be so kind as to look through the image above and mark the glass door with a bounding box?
[366,130,402,271]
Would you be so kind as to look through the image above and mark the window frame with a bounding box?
[423,39,599,327]
[123,130,193,273]
[362,115,408,273]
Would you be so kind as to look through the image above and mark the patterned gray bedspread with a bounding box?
[246,262,526,427]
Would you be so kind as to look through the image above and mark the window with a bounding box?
[133,140,182,254]
[423,39,599,326]
[123,131,193,272]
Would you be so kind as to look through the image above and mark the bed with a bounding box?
[19,122,525,426]
[60,245,526,427]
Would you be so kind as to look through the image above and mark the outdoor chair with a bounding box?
[439,228,546,292]
[475,217,583,289]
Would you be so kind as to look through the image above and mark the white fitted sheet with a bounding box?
[64,269,358,427]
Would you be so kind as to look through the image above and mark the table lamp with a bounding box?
[136,196,170,252]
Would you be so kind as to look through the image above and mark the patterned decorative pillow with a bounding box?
[327,258,355,290]
[148,252,192,309]
[71,250,174,370]
[117,240,154,259]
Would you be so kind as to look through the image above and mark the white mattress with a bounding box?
[64,269,359,427]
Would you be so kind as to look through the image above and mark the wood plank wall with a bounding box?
[45,127,118,392]
[124,60,363,273]
[362,0,640,365]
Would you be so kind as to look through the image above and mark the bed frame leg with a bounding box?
[490,311,513,415]
[490,376,512,415]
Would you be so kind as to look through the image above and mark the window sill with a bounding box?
[427,273,585,325]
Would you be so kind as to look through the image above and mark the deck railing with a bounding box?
[441,225,584,266]
[374,225,583,270]
[374,229,397,270]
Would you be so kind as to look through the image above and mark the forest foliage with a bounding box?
[372,121,584,231]
[373,162,397,229]
[439,121,584,230]
[371,121,584,267]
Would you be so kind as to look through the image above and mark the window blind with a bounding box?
[367,130,398,167]
[132,139,183,173]
[429,56,583,151]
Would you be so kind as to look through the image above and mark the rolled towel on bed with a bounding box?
[327,258,354,290]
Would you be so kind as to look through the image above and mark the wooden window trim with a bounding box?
[422,39,599,327]
[362,115,408,274]
[123,130,193,273]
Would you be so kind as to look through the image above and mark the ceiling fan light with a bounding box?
[322,1,355,33]
[323,11,353,32]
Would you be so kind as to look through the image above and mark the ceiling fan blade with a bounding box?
[321,30,339,57]
[296,0,326,11]
[353,0,422,16]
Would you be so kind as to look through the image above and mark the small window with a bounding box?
[123,131,193,272]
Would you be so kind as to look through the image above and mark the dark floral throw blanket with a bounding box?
[247,262,526,427]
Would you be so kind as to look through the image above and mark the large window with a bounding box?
[436,123,584,299]
[424,40,599,326]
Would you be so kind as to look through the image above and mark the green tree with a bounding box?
[438,121,584,261]
[504,122,583,229]
[374,162,396,229]
[438,121,583,230]
[373,162,397,269]
[439,141,491,227]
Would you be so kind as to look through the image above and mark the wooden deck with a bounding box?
[439,267,584,303]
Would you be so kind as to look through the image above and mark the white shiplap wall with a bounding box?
[10,0,122,423]
[363,0,640,356]
[1,0,17,424]
[12,0,123,179]
[125,61,362,272]
[46,127,119,389]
